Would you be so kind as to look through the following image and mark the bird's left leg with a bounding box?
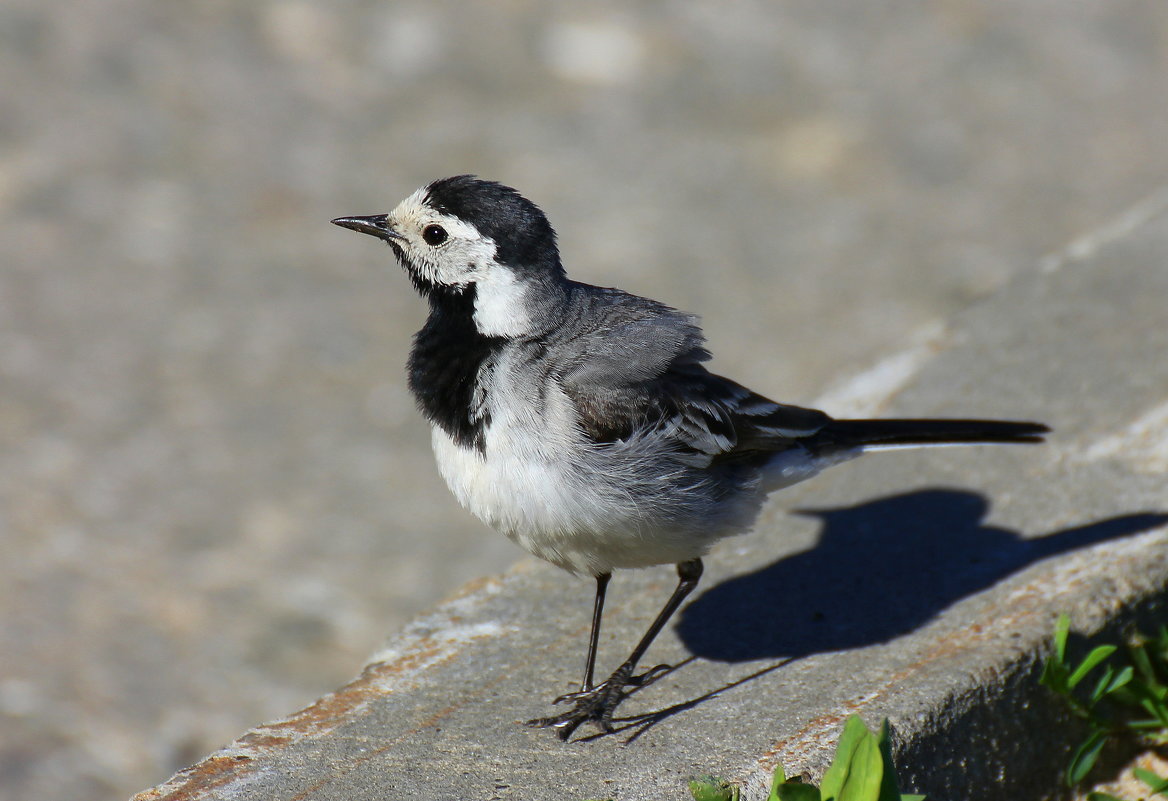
[528,558,703,740]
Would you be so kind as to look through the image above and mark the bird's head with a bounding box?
[332,176,566,337]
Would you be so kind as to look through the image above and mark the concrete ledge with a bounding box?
[135,194,1168,801]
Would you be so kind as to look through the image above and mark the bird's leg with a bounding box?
[551,572,610,703]
[582,572,610,691]
[604,559,703,692]
[529,558,704,740]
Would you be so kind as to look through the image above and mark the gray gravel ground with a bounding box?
[2,3,1167,799]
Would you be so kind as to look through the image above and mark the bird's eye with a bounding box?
[422,224,449,246]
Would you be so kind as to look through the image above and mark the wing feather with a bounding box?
[555,286,829,462]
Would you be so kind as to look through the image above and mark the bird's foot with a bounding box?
[527,662,671,740]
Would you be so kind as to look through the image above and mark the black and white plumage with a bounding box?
[332,176,1048,739]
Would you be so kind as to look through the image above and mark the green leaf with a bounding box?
[1054,614,1071,663]
[1104,666,1134,698]
[1085,793,1127,801]
[768,768,823,801]
[1131,642,1158,685]
[1088,666,1115,705]
[1124,717,1167,730]
[875,719,904,801]
[836,732,883,801]
[1133,767,1168,796]
[1039,654,1067,694]
[767,766,787,801]
[689,775,740,801]
[1137,692,1168,727]
[1068,645,1117,690]
[788,717,918,801]
[821,716,870,799]
[1041,616,1074,695]
[1067,729,1108,786]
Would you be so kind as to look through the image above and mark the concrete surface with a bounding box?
[133,200,1168,800]
[4,3,1168,800]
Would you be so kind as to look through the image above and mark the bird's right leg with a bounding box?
[547,572,610,704]
[580,572,610,693]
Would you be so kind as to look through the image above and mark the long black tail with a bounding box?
[808,418,1049,455]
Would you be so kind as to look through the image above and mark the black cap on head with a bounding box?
[425,176,562,276]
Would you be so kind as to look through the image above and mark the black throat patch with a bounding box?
[407,286,504,452]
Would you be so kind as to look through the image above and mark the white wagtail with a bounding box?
[332,176,1048,740]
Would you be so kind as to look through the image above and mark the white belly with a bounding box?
[429,408,725,576]
[431,422,628,574]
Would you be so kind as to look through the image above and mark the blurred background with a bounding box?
[2,1,1167,798]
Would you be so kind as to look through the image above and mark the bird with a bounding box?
[331,175,1048,740]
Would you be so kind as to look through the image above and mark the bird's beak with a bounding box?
[330,214,405,243]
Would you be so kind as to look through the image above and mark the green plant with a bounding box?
[766,716,924,801]
[689,775,740,801]
[1040,614,1168,794]
[1085,762,1168,801]
[688,716,921,801]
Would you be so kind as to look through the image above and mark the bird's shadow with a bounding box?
[676,487,1168,662]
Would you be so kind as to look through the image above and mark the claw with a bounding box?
[527,662,650,739]
[552,687,595,705]
[627,663,671,688]
[526,690,616,741]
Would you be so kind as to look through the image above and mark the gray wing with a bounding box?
[556,286,710,387]
[556,286,830,462]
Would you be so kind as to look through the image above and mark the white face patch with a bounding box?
[385,187,538,337]
[386,189,501,289]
